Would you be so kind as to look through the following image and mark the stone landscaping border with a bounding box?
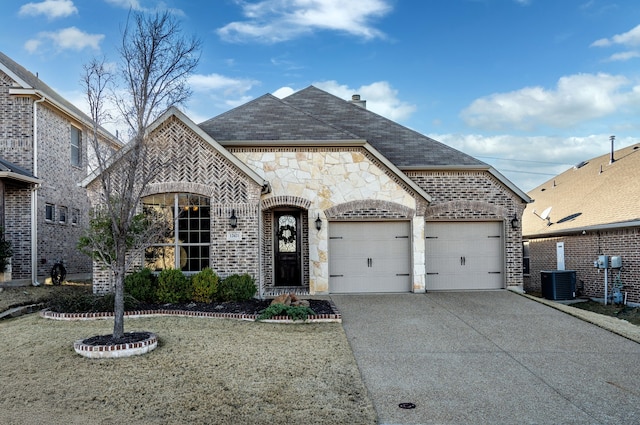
[40,301,342,324]
[73,333,158,359]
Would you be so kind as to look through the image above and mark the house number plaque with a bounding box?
[226,231,243,241]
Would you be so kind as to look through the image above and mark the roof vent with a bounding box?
[610,135,615,164]
[574,160,588,169]
[350,94,366,109]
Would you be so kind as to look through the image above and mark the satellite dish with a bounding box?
[540,207,552,220]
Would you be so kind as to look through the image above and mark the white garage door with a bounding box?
[425,221,504,290]
[329,221,411,293]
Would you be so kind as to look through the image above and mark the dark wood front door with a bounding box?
[275,212,301,286]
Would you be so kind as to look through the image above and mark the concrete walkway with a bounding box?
[332,291,640,425]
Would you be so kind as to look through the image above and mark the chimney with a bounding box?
[350,94,366,109]
[610,135,615,164]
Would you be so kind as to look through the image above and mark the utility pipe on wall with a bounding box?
[31,93,45,286]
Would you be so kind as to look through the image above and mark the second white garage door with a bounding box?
[329,221,411,293]
[425,221,504,290]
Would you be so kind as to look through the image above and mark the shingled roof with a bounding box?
[198,93,360,142]
[523,143,640,237]
[199,86,485,168]
[0,156,40,184]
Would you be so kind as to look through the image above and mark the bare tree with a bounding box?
[81,11,200,340]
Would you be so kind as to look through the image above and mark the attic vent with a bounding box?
[574,160,588,169]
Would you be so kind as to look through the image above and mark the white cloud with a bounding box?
[461,73,636,131]
[103,0,142,10]
[19,0,77,19]
[591,24,640,47]
[25,27,104,53]
[217,0,392,43]
[272,86,295,98]
[188,73,259,96]
[430,133,636,191]
[313,80,416,122]
[605,51,640,62]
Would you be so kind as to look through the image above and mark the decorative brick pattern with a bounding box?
[525,227,640,303]
[90,115,263,293]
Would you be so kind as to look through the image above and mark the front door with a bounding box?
[275,212,302,286]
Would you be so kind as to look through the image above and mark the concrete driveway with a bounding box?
[331,291,640,425]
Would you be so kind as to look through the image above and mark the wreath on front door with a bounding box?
[277,224,296,244]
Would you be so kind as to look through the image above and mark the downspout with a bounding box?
[31,93,45,286]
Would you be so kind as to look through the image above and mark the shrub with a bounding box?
[218,273,257,301]
[190,268,219,303]
[156,269,190,303]
[257,304,316,321]
[48,292,138,313]
[124,268,157,302]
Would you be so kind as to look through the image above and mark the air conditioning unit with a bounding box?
[540,270,576,300]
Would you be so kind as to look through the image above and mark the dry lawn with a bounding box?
[0,313,377,425]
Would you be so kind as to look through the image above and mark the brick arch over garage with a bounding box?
[260,195,311,211]
[325,200,415,220]
[424,200,507,220]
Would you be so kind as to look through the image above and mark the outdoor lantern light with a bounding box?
[510,214,519,230]
[315,214,322,231]
[229,209,237,228]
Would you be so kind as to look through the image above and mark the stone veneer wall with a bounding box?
[91,116,262,294]
[229,146,423,294]
[525,227,640,304]
[406,170,526,288]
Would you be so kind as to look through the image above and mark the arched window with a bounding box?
[143,193,210,273]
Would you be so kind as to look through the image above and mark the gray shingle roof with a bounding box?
[0,156,36,178]
[283,87,486,168]
[199,86,486,168]
[199,93,360,141]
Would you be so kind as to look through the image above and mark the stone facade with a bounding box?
[524,227,640,304]
[230,146,425,294]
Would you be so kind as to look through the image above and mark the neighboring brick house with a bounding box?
[0,52,121,284]
[90,86,530,296]
[523,142,640,304]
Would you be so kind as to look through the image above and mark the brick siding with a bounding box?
[525,227,640,303]
[407,170,526,288]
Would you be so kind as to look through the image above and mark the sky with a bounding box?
[1,0,640,192]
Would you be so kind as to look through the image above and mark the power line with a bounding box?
[475,155,569,166]
[500,169,557,176]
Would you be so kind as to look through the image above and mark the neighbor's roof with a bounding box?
[0,156,41,185]
[0,51,121,147]
[523,143,640,238]
[199,86,529,201]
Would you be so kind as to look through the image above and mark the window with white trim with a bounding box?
[45,204,55,222]
[71,208,80,226]
[59,206,68,224]
[71,126,81,166]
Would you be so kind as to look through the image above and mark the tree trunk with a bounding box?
[112,245,128,339]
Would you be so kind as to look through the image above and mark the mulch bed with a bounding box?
[132,298,335,315]
[82,331,153,346]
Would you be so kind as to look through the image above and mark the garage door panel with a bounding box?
[426,222,503,291]
[329,222,410,293]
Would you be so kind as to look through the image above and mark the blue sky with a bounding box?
[1,0,640,192]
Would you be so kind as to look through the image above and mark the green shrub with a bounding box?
[156,269,190,303]
[0,226,13,273]
[124,268,157,302]
[48,292,138,313]
[218,273,257,301]
[190,268,219,303]
[257,303,316,321]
